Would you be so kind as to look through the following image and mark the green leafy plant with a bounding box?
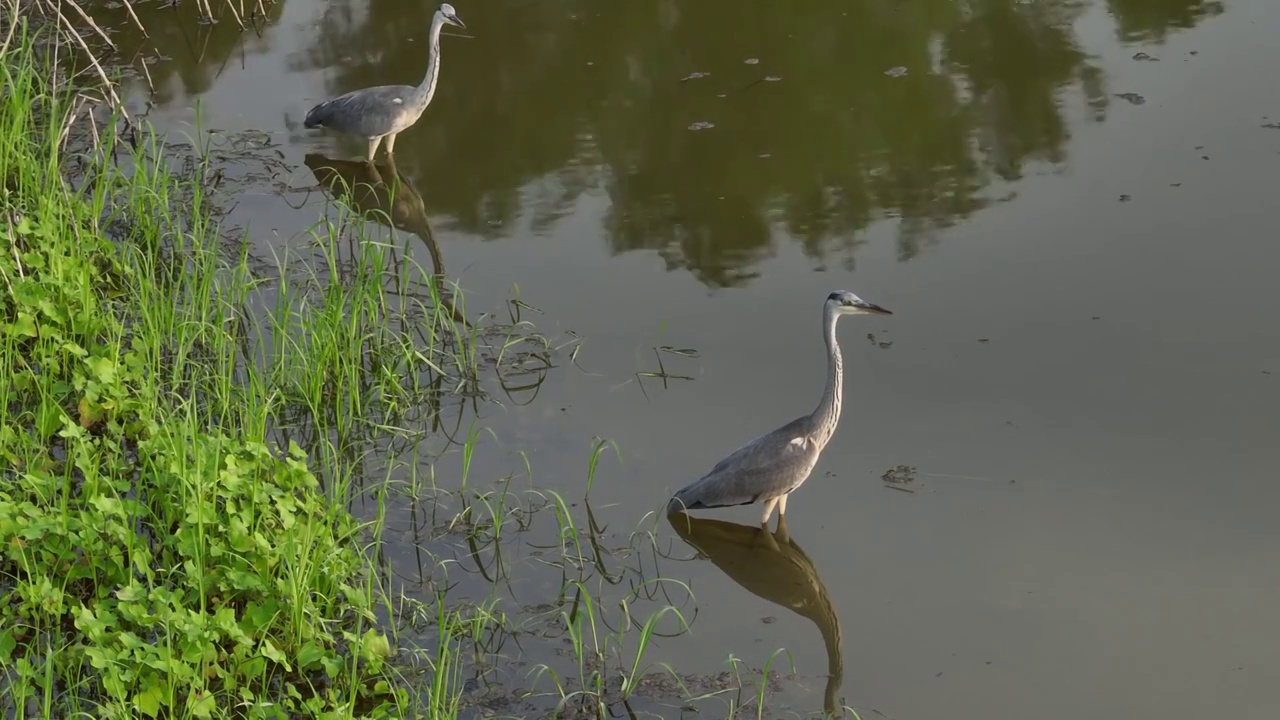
[0,19,402,719]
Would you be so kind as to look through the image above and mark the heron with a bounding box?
[667,290,892,530]
[303,3,465,162]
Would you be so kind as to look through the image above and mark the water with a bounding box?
[93,0,1280,716]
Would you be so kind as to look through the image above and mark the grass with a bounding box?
[0,16,418,717]
[0,7,850,720]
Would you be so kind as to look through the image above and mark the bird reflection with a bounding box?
[667,511,844,716]
[303,152,465,326]
[304,153,555,408]
[304,153,443,271]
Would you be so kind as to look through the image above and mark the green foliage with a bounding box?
[0,21,404,719]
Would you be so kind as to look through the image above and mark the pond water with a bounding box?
[93,0,1279,717]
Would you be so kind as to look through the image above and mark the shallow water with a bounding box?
[94,0,1280,716]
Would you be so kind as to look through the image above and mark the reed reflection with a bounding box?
[303,153,553,410]
[304,154,444,272]
[303,152,472,324]
[668,511,844,716]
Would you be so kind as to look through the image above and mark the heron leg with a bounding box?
[774,512,791,544]
[384,132,398,154]
[366,136,383,162]
[760,496,780,529]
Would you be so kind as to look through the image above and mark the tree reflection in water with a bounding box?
[95,0,1225,288]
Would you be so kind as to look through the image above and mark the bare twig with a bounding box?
[117,0,148,38]
[56,94,88,151]
[6,219,26,281]
[56,0,117,52]
[137,52,154,95]
[226,0,245,30]
[49,1,131,125]
[0,0,21,58]
[85,95,103,151]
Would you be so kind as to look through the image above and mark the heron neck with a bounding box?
[814,307,843,444]
[413,16,447,107]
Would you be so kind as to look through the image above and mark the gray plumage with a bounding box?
[304,3,465,161]
[667,290,892,528]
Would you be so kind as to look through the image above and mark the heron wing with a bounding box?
[304,85,416,136]
[670,418,820,510]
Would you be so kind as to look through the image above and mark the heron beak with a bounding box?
[448,14,465,28]
[857,301,892,315]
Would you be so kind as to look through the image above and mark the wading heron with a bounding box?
[303,3,465,162]
[667,291,892,529]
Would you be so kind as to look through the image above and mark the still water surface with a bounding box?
[96,0,1280,716]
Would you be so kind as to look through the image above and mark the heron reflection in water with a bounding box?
[668,511,844,716]
[303,153,466,327]
[303,154,553,410]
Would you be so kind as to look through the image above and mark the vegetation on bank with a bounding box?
[0,18,455,718]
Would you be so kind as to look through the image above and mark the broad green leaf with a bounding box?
[8,312,37,338]
[135,685,164,718]
[297,641,326,670]
[85,356,117,384]
[188,691,216,718]
[361,629,391,660]
[91,495,124,517]
[0,628,16,663]
[259,638,291,671]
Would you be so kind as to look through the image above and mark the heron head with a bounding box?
[438,3,465,29]
[826,290,891,316]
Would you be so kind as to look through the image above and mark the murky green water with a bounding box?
[93,0,1280,716]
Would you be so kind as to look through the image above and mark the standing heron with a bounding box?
[667,291,892,529]
[303,3,465,162]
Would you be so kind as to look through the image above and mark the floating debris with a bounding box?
[1119,194,1131,202]
[688,121,715,131]
[884,66,908,77]
[744,57,760,65]
[763,75,782,82]
[882,465,918,492]
[1132,52,1159,61]
[1114,92,1146,105]
[680,71,711,82]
